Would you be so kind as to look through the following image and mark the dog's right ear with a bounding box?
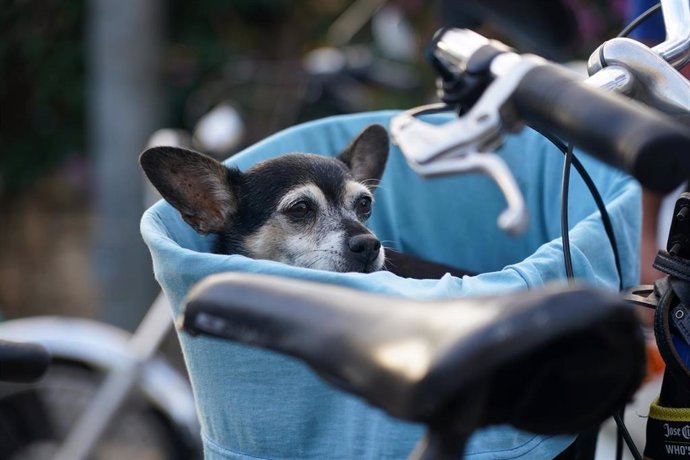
[337,124,389,189]
[139,146,239,234]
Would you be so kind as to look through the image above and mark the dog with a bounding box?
[140,124,388,273]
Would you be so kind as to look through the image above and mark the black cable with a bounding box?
[561,143,575,282]
[618,3,662,38]
[542,131,631,460]
[570,154,624,292]
[536,128,624,291]
[614,410,643,460]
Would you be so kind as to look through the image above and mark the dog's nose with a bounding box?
[348,234,381,263]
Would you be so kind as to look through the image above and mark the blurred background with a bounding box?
[0,0,628,331]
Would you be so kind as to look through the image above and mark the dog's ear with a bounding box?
[139,146,239,234]
[337,124,389,188]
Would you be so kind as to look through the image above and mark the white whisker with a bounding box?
[359,179,388,192]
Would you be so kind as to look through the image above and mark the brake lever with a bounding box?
[390,55,544,235]
[390,125,528,235]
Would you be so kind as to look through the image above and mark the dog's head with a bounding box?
[140,124,389,273]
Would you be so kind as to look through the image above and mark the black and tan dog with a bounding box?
[140,125,388,273]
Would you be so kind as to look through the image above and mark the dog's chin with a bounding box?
[332,251,386,273]
[361,254,386,273]
[328,260,383,273]
[349,260,384,274]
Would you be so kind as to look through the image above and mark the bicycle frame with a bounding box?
[51,293,197,460]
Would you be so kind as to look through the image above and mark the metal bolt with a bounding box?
[675,308,685,320]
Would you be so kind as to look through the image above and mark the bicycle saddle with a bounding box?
[181,273,645,438]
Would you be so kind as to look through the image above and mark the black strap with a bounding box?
[654,250,690,283]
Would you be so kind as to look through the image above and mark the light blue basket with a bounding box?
[141,110,641,459]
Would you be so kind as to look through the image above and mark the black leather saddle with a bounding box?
[181,273,645,455]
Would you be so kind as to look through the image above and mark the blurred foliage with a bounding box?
[0,0,627,197]
[163,0,434,145]
[0,1,85,196]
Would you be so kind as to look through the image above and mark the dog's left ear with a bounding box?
[139,146,239,234]
[337,124,389,188]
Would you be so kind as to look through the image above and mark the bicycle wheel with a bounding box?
[0,360,196,460]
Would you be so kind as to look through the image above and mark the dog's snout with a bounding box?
[348,234,381,263]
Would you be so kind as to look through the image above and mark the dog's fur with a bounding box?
[140,124,389,273]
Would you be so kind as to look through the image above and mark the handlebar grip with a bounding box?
[513,63,690,193]
[0,339,51,383]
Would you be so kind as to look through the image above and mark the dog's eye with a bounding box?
[285,201,312,219]
[356,196,372,218]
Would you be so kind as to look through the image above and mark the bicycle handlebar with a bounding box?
[0,339,51,383]
[394,25,690,209]
[513,62,690,193]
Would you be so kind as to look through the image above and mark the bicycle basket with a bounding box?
[141,110,641,459]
